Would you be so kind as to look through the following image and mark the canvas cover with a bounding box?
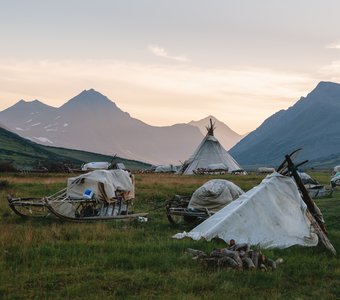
[155,164,177,173]
[178,135,242,175]
[331,172,340,186]
[334,165,340,173]
[258,167,275,173]
[81,162,110,171]
[174,172,319,249]
[298,171,319,185]
[67,169,134,202]
[188,179,244,213]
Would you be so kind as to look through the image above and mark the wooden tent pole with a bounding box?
[285,155,328,235]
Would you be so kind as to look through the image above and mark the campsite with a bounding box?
[0,170,339,299]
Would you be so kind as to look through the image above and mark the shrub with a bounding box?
[0,161,17,172]
[0,179,10,189]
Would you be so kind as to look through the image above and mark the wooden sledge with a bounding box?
[165,195,212,225]
[8,188,147,222]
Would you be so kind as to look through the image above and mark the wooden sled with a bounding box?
[8,188,147,222]
[165,195,212,226]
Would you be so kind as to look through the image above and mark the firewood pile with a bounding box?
[185,239,283,271]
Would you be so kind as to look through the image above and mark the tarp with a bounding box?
[188,179,244,213]
[155,164,177,173]
[298,171,319,185]
[331,172,340,186]
[174,172,318,249]
[67,169,134,202]
[81,162,110,171]
[258,167,275,173]
[297,171,327,198]
[207,163,228,171]
[334,165,340,173]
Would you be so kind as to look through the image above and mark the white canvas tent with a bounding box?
[174,172,319,249]
[178,120,243,175]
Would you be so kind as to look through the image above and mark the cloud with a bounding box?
[148,45,189,62]
[0,58,316,133]
[326,43,340,50]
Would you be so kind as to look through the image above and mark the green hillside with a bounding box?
[0,127,151,171]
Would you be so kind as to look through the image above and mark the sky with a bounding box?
[1,0,340,134]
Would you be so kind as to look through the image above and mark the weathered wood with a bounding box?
[285,155,327,234]
[284,154,336,255]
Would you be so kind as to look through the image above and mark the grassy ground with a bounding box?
[0,172,339,299]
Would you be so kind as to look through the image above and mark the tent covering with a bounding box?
[81,162,110,171]
[188,179,244,213]
[178,120,243,175]
[174,172,319,249]
[154,164,178,173]
[67,169,134,202]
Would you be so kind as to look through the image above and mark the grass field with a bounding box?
[0,172,339,299]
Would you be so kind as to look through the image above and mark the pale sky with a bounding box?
[1,0,340,134]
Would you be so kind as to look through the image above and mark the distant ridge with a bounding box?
[230,81,340,169]
[0,89,205,164]
[0,126,150,170]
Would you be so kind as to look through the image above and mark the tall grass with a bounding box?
[0,172,339,299]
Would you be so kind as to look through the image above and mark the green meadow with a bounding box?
[0,172,339,299]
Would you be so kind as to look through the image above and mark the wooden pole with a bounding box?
[285,155,328,235]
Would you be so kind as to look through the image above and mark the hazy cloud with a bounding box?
[0,58,316,133]
[326,43,340,50]
[148,45,189,62]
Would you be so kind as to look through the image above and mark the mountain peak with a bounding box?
[3,98,53,113]
[60,89,119,110]
[306,81,340,106]
[189,115,242,150]
[315,81,340,89]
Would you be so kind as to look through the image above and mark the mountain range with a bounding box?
[1,81,339,169]
[0,89,242,165]
[230,81,340,169]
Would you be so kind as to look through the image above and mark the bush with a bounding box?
[0,161,17,172]
[0,179,10,189]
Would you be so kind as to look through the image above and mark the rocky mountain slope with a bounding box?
[230,81,340,168]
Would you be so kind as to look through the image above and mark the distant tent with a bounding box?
[258,167,275,174]
[81,162,110,171]
[331,172,340,188]
[154,164,178,173]
[334,165,340,174]
[298,171,329,198]
[177,119,243,175]
[174,173,319,249]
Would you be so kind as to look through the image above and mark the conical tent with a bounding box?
[174,172,319,249]
[178,119,243,175]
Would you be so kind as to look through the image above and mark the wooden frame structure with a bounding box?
[8,188,147,222]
